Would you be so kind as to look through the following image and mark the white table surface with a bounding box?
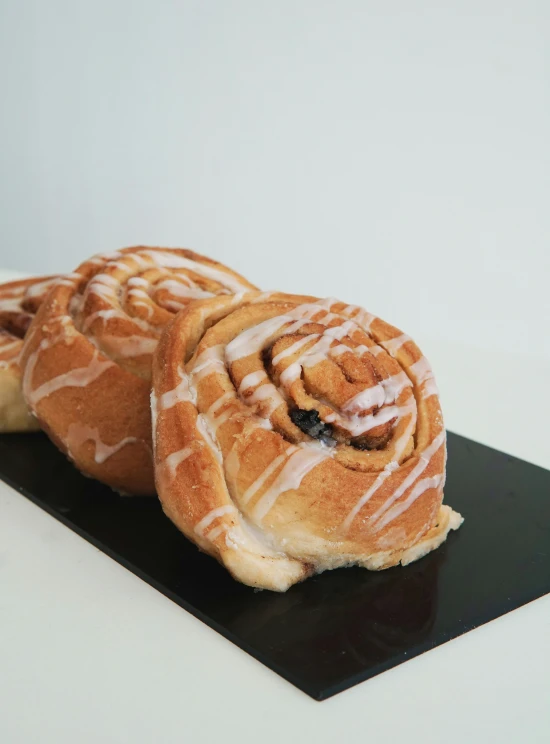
[0,266,549,743]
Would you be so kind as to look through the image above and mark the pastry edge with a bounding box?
[218,504,464,592]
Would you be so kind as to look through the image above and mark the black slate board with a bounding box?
[1,431,549,700]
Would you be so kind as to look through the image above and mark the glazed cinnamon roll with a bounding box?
[152,292,462,591]
[19,248,257,495]
[0,276,59,432]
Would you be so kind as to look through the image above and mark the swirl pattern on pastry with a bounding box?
[152,292,463,591]
[19,247,257,494]
[0,276,59,432]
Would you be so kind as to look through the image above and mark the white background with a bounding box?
[1,0,549,360]
[1,2,549,742]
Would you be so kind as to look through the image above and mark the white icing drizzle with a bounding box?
[246,383,284,416]
[163,447,193,479]
[206,391,233,419]
[410,356,434,385]
[127,253,150,268]
[279,362,301,386]
[224,444,242,487]
[127,288,151,301]
[91,273,119,288]
[128,276,149,287]
[194,505,236,537]
[159,368,196,409]
[241,447,296,505]
[131,301,154,319]
[328,343,351,357]
[25,349,114,409]
[100,334,158,358]
[334,402,415,438]
[79,302,154,334]
[342,371,411,414]
[230,291,246,306]
[204,391,235,431]
[422,378,440,398]
[409,356,439,398]
[367,345,383,356]
[0,285,22,298]
[226,300,345,364]
[250,291,276,303]
[252,447,329,521]
[81,308,120,332]
[369,430,446,524]
[0,296,24,313]
[207,524,229,541]
[155,278,214,301]
[191,345,225,382]
[226,315,293,363]
[223,514,287,554]
[110,260,144,272]
[342,385,386,413]
[380,334,412,356]
[272,334,317,366]
[236,370,284,418]
[196,414,223,464]
[140,250,250,294]
[209,408,235,432]
[381,370,411,401]
[150,389,158,444]
[277,322,358,388]
[342,305,377,331]
[238,370,267,394]
[375,474,444,532]
[284,318,311,335]
[85,284,115,306]
[65,423,140,464]
[56,277,81,288]
[329,342,376,360]
[316,297,339,310]
[24,276,61,297]
[340,413,418,532]
[89,251,122,264]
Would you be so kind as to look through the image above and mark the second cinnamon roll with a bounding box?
[19,247,257,494]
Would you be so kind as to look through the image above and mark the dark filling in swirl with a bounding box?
[289,408,336,447]
[289,407,393,451]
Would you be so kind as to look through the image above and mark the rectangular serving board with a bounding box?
[1,431,549,700]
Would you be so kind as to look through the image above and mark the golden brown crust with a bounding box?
[19,247,258,494]
[152,292,462,591]
[0,276,59,432]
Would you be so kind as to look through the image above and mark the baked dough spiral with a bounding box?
[0,276,59,432]
[152,292,462,591]
[20,247,257,494]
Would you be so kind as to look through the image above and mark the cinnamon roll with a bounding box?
[152,292,463,591]
[19,247,257,495]
[0,276,59,432]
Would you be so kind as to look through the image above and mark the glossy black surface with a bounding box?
[1,431,549,700]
